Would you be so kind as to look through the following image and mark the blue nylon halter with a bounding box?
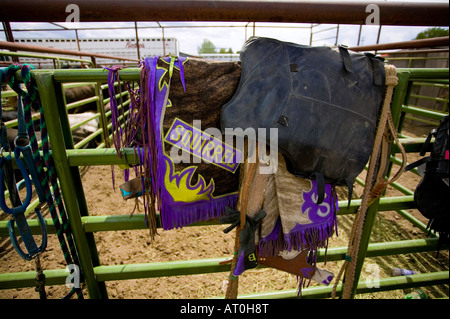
[0,70,47,261]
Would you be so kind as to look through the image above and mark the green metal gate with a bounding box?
[0,67,448,299]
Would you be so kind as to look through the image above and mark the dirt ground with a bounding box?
[0,120,448,299]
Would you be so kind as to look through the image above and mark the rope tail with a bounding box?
[331,64,406,299]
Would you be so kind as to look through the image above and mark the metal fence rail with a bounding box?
[2,79,129,150]
[2,1,448,26]
[0,67,449,299]
[0,40,139,67]
[0,51,95,68]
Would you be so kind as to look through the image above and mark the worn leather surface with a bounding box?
[221,37,386,185]
[163,57,242,196]
[257,248,315,279]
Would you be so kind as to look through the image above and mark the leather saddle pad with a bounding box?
[221,37,386,187]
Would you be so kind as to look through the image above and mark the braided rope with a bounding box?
[225,238,241,299]
[224,143,257,299]
[331,64,403,299]
[5,64,83,299]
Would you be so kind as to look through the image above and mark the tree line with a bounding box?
[198,39,234,54]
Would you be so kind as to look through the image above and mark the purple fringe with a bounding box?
[257,189,339,296]
[283,211,336,265]
[258,209,336,259]
[258,217,284,257]
[160,193,238,230]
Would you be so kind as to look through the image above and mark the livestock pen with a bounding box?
[0,0,449,300]
[0,66,448,299]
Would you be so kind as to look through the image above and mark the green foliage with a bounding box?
[415,27,449,40]
[219,48,233,54]
[198,39,234,54]
[198,39,217,54]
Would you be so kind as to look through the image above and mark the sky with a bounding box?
[2,0,449,56]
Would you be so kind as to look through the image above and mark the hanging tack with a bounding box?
[34,254,47,299]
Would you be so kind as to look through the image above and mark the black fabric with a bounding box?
[238,210,267,271]
[220,207,267,271]
[221,37,386,188]
[220,206,241,234]
[407,116,449,244]
[314,172,325,204]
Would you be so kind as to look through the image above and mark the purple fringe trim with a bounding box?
[258,204,338,297]
[258,217,284,257]
[258,210,337,259]
[160,193,238,230]
[283,213,336,263]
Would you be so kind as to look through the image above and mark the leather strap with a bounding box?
[365,52,385,86]
[338,45,353,73]
[314,172,325,205]
[420,129,435,156]
[405,156,431,172]
[345,178,354,210]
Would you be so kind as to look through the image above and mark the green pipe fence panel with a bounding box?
[0,51,95,68]
[0,194,421,238]
[1,239,445,291]
[2,81,118,150]
[1,67,449,299]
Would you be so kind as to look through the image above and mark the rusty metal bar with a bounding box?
[0,40,139,62]
[382,48,449,55]
[1,21,19,63]
[350,36,449,52]
[357,24,363,46]
[0,1,448,26]
[134,22,141,61]
[75,29,82,59]
[156,22,166,56]
[374,25,382,54]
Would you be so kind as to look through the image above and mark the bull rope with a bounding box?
[331,64,407,299]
